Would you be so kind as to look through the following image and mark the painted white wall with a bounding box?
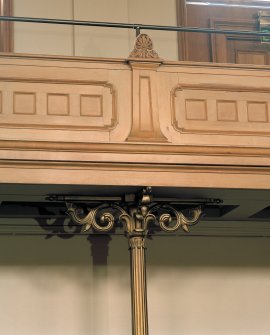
[13,0,178,60]
[73,0,130,58]
[0,233,270,335]
[0,234,131,335]
[147,237,270,335]
[13,0,74,56]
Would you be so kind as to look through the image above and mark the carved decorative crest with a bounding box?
[129,34,160,59]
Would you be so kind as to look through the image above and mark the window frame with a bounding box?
[186,0,270,6]
[0,0,13,52]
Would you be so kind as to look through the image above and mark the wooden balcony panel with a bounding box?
[0,53,270,189]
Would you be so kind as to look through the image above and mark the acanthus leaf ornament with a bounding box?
[129,34,160,59]
[113,187,156,237]
[66,202,114,232]
[152,205,203,233]
[66,188,204,236]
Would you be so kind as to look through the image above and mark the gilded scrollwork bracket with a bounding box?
[65,186,204,237]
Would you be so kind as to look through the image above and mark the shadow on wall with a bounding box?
[0,228,269,268]
[147,236,270,268]
[0,231,115,266]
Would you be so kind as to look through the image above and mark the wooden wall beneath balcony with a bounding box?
[1,53,270,189]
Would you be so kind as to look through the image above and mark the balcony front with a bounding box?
[0,32,270,189]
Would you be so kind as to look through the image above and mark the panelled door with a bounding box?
[179,0,270,64]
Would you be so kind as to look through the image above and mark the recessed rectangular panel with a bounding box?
[172,85,270,135]
[236,51,267,65]
[139,76,153,132]
[13,92,36,115]
[247,102,268,122]
[185,99,207,120]
[47,94,69,116]
[217,100,238,121]
[80,95,103,117]
[0,80,116,130]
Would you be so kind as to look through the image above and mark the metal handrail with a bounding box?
[0,15,270,37]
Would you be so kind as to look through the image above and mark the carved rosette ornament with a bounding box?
[129,34,160,59]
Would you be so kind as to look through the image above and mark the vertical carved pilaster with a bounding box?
[127,61,168,142]
[0,0,13,52]
[129,236,148,335]
[127,34,168,142]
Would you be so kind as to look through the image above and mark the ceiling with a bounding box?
[0,183,270,237]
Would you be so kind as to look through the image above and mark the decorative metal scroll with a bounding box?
[66,187,203,236]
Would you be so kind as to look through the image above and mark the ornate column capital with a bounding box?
[129,236,146,250]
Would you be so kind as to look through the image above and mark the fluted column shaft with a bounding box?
[129,236,148,335]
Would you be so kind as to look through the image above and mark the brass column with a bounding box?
[65,187,203,335]
[129,236,148,335]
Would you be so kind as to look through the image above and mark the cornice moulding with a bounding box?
[2,52,270,71]
[1,140,270,158]
[1,159,270,175]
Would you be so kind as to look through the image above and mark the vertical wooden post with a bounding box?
[129,236,148,335]
[127,34,167,143]
[0,0,13,52]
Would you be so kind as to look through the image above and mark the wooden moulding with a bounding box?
[2,139,270,157]
[1,159,270,189]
